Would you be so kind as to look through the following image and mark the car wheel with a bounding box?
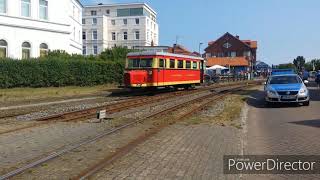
[303,101,310,106]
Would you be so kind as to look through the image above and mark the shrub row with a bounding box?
[0,58,124,88]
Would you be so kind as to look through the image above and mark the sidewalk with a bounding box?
[93,123,243,180]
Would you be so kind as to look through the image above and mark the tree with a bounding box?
[278,63,295,69]
[305,59,320,71]
[293,56,305,72]
[99,46,135,63]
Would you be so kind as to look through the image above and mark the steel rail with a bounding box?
[0,82,251,136]
[0,83,253,180]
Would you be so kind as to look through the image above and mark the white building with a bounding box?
[0,0,83,59]
[82,3,159,55]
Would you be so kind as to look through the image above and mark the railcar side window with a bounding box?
[170,59,175,68]
[186,61,191,69]
[128,58,153,68]
[178,60,183,68]
[192,61,197,69]
[140,59,153,68]
[159,59,165,68]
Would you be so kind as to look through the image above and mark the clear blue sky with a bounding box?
[81,0,320,65]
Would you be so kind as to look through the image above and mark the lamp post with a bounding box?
[199,42,203,57]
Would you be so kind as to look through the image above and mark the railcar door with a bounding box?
[158,58,166,86]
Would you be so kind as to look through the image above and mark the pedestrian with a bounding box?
[316,72,320,88]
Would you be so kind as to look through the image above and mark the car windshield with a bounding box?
[269,76,302,84]
[128,58,153,68]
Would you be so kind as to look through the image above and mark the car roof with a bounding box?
[270,74,298,77]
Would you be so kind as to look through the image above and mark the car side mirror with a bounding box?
[304,80,309,84]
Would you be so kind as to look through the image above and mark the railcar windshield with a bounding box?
[269,75,302,84]
[127,58,153,68]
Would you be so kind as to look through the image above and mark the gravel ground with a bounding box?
[0,85,250,179]
[0,88,216,177]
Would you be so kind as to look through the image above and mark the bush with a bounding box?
[0,56,125,88]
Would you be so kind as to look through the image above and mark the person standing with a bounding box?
[316,71,320,88]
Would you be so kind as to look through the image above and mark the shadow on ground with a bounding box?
[290,119,320,128]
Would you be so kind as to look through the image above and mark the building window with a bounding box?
[106,9,110,14]
[82,31,86,40]
[92,18,97,25]
[135,31,140,40]
[83,46,86,55]
[231,51,236,57]
[92,30,97,40]
[39,0,48,20]
[0,39,7,58]
[123,32,127,40]
[22,42,31,59]
[0,0,6,13]
[82,18,85,24]
[39,43,48,57]
[244,51,251,57]
[135,18,139,25]
[93,45,98,55]
[91,10,96,16]
[112,32,116,41]
[73,27,76,40]
[111,20,115,25]
[21,0,31,17]
[123,19,127,25]
[117,8,143,17]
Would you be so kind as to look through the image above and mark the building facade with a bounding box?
[204,32,257,73]
[82,3,159,55]
[0,0,83,59]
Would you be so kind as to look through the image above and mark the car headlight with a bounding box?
[299,87,308,95]
[267,90,277,97]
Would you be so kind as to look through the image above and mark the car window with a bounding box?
[269,76,302,84]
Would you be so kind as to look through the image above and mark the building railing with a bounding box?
[204,74,249,84]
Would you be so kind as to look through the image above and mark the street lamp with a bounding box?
[199,42,203,57]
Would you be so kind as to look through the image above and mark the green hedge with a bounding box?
[0,58,124,88]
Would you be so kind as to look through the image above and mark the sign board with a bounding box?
[97,110,107,119]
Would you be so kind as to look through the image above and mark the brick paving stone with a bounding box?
[92,123,242,179]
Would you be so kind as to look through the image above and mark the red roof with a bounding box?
[208,40,257,49]
[206,57,249,67]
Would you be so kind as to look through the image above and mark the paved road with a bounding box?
[245,83,320,179]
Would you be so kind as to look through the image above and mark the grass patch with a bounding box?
[183,88,258,126]
[0,84,118,103]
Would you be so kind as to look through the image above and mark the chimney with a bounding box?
[173,44,177,53]
[235,35,240,39]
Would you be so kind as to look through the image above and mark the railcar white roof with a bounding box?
[127,51,204,61]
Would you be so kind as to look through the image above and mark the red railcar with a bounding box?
[124,51,204,88]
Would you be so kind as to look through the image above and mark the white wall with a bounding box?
[83,3,159,55]
[0,0,83,59]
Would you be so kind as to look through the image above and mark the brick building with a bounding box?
[204,32,257,74]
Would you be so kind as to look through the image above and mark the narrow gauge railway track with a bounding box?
[0,82,252,136]
[0,83,254,180]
